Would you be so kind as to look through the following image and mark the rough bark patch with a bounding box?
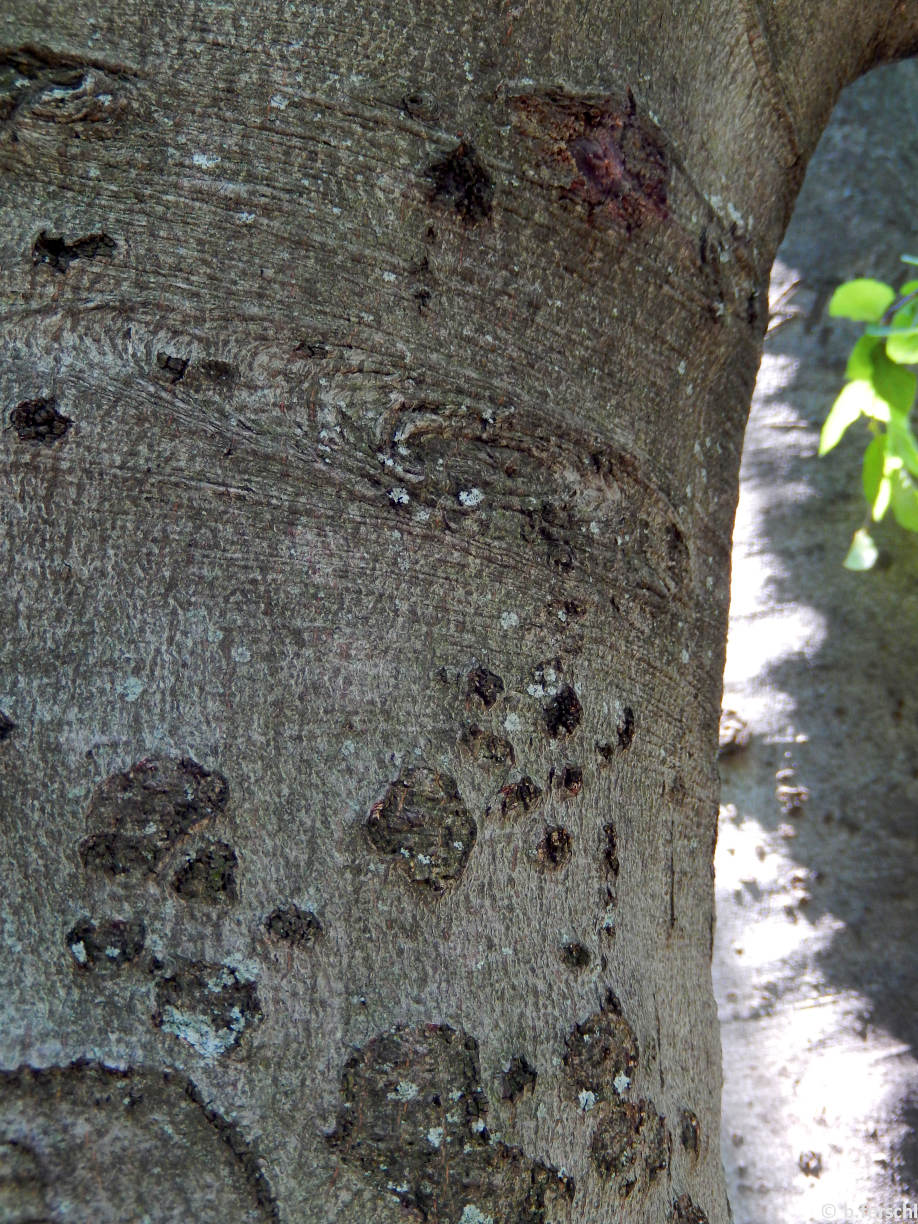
[590,1097,670,1197]
[0,45,134,136]
[427,142,493,224]
[500,1055,537,1102]
[170,840,238,904]
[366,766,476,893]
[602,823,620,879]
[264,903,323,947]
[560,764,582,795]
[32,230,116,272]
[511,88,669,227]
[458,723,516,767]
[156,351,189,383]
[679,1109,700,1158]
[672,1193,710,1224]
[0,1062,277,1221]
[537,825,572,869]
[9,396,71,443]
[151,960,261,1058]
[617,707,636,751]
[563,991,639,1100]
[465,667,505,710]
[496,775,543,818]
[327,1024,572,1221]
[559,942,591,971]
[65,915,145,970]
[544,685,582,738]
[79,755,229,877]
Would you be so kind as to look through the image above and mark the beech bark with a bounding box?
[1,2,916,1221]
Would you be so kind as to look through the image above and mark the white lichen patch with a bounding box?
[427,1126,444,1147]
[69,940,88,965]
[117,676,144,702]
[269,93,289,109]
[503,713,522,732]
[387,1080,419,1102]
[191,151,220,169]
[499,610,519,630]
[388,487,410,505]
[231,644,252,663]
[613,1072,631,1096]
[578,1090,597,1111]
[459,1205,495,1224]
[457,488,484,508]
[158,1006,244,1059]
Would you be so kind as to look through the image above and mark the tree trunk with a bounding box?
[0,3,915,1221]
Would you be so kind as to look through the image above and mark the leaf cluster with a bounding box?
[820,257,918,569]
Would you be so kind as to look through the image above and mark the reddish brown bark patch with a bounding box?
[327,1024,573,1221]
[511,88,669,227]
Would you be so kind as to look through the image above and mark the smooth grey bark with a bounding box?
[0,2,915,1221]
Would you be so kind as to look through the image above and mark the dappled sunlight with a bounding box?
[716,59,918,1224]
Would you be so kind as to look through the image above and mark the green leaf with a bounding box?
[872,350,917,412]
[890,468,918,532]
[872,473,891,520]
[886,416,918,479]
[845,334,882,380]
[819,382,870,454]
[829,278,896,322]
[901,255,918,267]
[861,434,886,504]
[901,279,918,295]
[886,329,918,365]
[844,528,879,570]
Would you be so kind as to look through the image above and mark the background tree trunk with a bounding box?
[1,2,915,1221]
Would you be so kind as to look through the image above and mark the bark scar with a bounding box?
[511,87,669,227]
